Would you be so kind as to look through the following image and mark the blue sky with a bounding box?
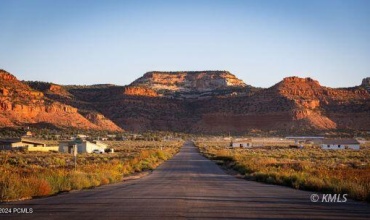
[0,0,369,88]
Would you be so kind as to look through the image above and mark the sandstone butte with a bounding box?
[0,69,369,134]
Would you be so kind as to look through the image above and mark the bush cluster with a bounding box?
[197,142,370,202]
[0,140,182,201]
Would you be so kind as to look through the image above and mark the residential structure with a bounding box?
[0,138,57,152]
[230,139,253,148]
[321,139,360,150]
[59,140,107,154]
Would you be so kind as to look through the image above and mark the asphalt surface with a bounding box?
[1,141,370,219]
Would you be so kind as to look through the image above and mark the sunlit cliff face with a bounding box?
[131,71,246,92]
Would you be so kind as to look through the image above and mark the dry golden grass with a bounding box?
[0,140,183,201]
[197,141,370,202]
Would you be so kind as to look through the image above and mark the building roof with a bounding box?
[59,140,107,147]
[0,138,22,144]
[21,138,46,145]
[0,138,46,145]
[232,138,252,143]
[322,139,360,145]
[286,136,324,139]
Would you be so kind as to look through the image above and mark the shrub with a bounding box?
[0,140,183,201]
[197,141,370,202]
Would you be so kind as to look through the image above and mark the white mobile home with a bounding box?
[230,139,252,148]
[321,139,360,150]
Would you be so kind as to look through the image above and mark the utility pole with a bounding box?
[73,144,77,171]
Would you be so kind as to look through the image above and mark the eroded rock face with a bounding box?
[82,112,122,131]
[0,70,17,81]
[131,71,246,93]
[269,76,370,130]
[124,86,159,97]
[362,77,370,91]
[26,81,73,99]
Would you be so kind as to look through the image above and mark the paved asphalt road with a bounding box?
[2,141,370,219]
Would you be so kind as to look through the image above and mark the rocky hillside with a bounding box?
[1,69,369,134]
[274,77,369,130]
[0,70,122,131]
[192,76,369,134]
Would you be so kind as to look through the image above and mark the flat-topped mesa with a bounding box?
[131,71,247,93]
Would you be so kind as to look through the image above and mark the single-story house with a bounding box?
[0,138,57,151]
[230,139,253,148]
[321,139,360,150]
[59,140,107,154]
[0,138,24,150]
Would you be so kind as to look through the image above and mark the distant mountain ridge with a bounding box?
[1,69,369,134]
